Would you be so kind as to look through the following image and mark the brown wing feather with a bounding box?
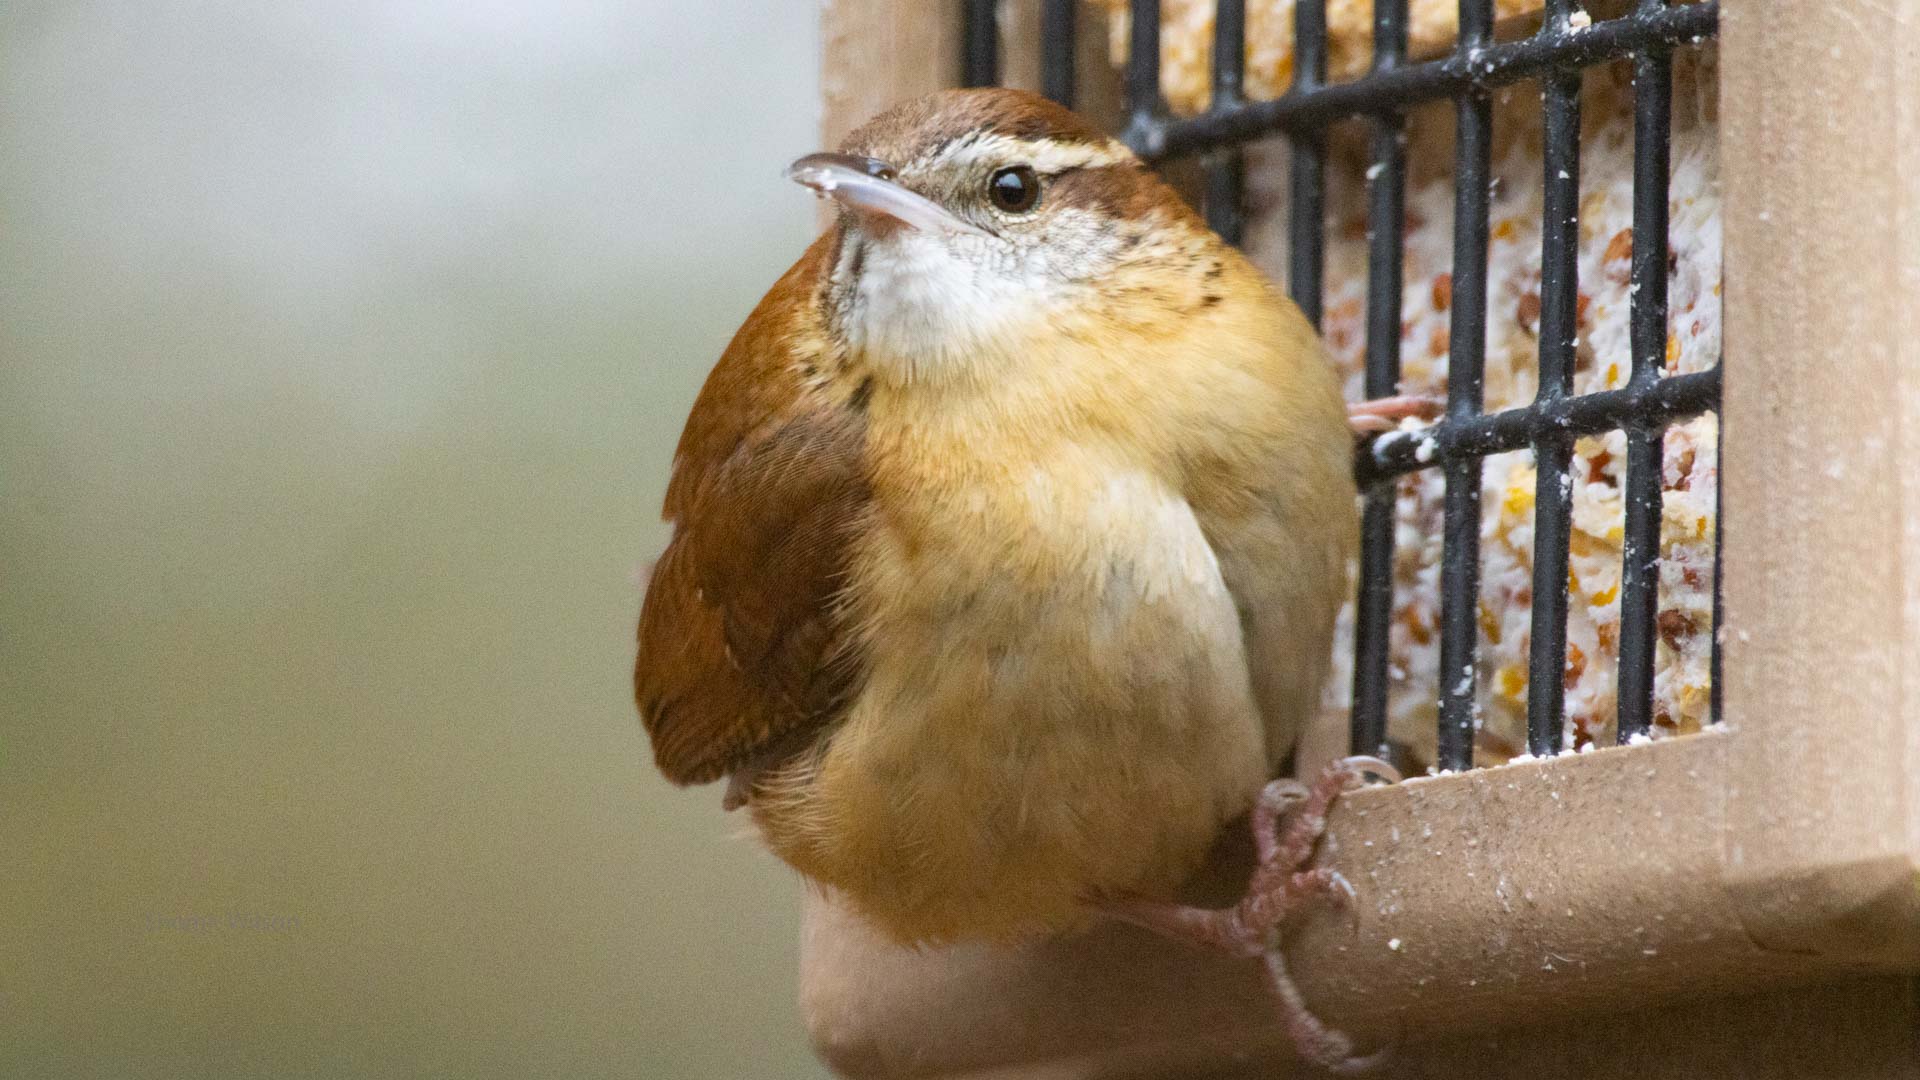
[636,235,869,787]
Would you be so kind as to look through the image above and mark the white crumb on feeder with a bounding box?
[1388,937,1404,951]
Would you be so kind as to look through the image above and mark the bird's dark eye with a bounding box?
[988,165,1041,214]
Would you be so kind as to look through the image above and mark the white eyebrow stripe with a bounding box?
[925,132,1134,175]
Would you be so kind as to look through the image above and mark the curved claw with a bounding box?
[1253,777,1312,863]
[1262,777,1312,806]
[1291,867,1362,934]
[1328,1040,1397,1076]
[1327,1016,1403,1075]
[1338,755,1403,787]
[1329,870,1359,918]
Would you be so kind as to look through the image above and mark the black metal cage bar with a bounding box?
[1040,0,1078,106]
[1138,2,1714,160]
[1123,0,1163,149]
[1286,0,1329,328]
[1202,0,1248,244]
[968,0,1722,767]
[1351,0,1411,762]
[1437,0,1495,772]
[963,0,1000,87]
[1525,0,1584,757]
[1617,0,1676,743]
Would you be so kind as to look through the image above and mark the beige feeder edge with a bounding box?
[804,1,1920,1076]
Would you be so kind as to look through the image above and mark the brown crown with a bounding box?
[837,88,1113,169]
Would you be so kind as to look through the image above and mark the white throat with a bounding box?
[833,211,1123,381]
[836,231,1035,379]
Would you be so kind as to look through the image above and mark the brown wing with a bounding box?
[636,235,869,787]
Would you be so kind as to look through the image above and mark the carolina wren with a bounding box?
[637,89,1406,1071]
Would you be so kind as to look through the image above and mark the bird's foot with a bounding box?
[1348,394,1442,434]
[1100,757,1399,1073]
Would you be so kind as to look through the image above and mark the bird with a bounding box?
[635,87,1421,1072]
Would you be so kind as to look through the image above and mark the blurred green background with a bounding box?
[1,1,832,1076]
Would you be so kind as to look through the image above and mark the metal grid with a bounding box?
[964,0,1722,770]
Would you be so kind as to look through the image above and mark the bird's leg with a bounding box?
[1261,944,1393,1075]
[1348,393,1442,434]
[1098,757,1398,1073]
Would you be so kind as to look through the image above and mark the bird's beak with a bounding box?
[785,152,991,239]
